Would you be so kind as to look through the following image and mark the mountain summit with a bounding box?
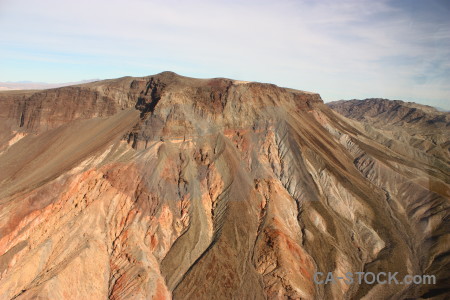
[0,73,448,299]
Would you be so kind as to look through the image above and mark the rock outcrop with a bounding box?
[0,73,448,299]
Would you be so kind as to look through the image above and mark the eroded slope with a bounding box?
[0,73,448,299]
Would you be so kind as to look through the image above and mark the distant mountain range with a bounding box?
[327,98,449,127]
[0,79,100,91]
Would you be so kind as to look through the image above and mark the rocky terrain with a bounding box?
[328,98,450,163]
[0,73,448,299]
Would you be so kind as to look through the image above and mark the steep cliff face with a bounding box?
[0,73,448,299]
[0,78,138,154]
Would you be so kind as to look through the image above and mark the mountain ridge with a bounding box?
[0,73,448,299]
[327,98,450,165]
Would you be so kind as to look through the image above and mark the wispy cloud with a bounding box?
[0,0,449,108]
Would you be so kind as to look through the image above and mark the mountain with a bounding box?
[0,73,448,299]
[0,79,99,91]
[327,98,450,164]
[327,98,448,129]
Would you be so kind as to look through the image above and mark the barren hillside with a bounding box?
[0,73,448,299]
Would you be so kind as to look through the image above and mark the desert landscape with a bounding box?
[0,72,448,299]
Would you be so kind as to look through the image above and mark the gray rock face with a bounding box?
[0,74,448,299]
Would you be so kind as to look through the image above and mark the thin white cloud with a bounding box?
[0,0,449,108]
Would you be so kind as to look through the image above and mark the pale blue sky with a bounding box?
[1,0,449,109]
